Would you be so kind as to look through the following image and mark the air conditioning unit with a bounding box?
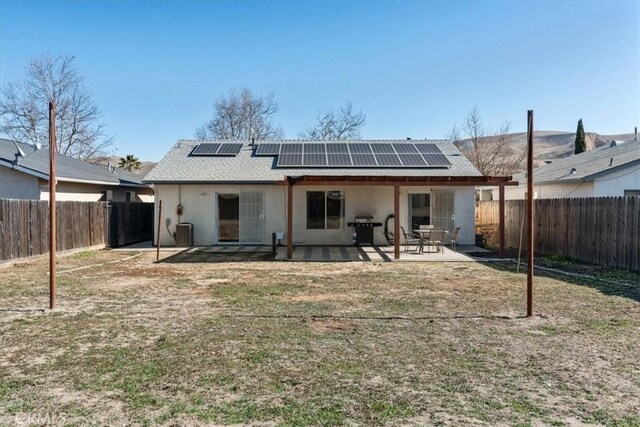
[175,223,193,247]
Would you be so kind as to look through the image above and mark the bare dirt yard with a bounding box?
[1,249,639,426]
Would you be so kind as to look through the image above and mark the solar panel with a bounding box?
[216,143,243,155]
[348,143,373,154]
[280,143,303,154]
[277,153,303,167]
[255,143,281,155]
[304,153,327,166]
[350,154,376,166]
[304,143,326,153]
[393,143,419,154]
[422,153,452,167]
[415,143,441,154]
[326,143,349,154]
[327,153,352,166]
[191,143,221,156]
[374,153,402,166]
[370,143,395,154]
[398,154,427,166]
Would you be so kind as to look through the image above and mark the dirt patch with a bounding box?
[307,318,357,333]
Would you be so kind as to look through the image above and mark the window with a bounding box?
[624,190,640,196]
[126,191,135,202]
[306,191,345,229]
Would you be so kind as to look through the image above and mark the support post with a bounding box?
[526,110,534,317]
[287,179,293,259]
[499,184,505,257]
[156,200,162,262]
[49,102,57,310]
[394,185,400,259]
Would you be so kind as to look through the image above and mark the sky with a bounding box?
[1,1,639,161]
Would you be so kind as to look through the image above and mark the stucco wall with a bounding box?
[153,184,476,247]
[39,180,154,202]
[0,166,40,199]
[498,182,595,200]
[593,165,640,196]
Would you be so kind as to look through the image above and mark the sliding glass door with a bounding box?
[217,193,240,242]
[217,192,264,244]
[409,193,431,230]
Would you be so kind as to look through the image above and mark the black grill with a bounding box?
[347,215,383,246]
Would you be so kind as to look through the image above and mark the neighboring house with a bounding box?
[479,140,640,201]
[0,138,154,202]
[144,139,511,253]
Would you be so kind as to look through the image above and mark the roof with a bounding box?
[512,140,640,185]
[0,138,147,187]
[144,139,483,184]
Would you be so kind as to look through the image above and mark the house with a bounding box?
[0,138,154,202]
[144,139,513,258]
[479,139,640,201]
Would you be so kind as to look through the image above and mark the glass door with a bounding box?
[239,191,264,244]
[409,193,431,231]
[432,191,455,241]
[217,193,240,242]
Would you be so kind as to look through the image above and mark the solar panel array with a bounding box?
[255,142,451,168]
[191,143,243,156]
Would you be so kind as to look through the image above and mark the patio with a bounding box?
[275,245,494,262]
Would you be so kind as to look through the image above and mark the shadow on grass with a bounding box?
[220,313,532,321]
[479,258,640,303]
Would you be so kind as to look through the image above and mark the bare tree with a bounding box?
[196,88,283,140]
[299,101,366,140]
[452,107,526,176]
[0,54,113,160]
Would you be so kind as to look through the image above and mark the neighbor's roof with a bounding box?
[143,139,483,184]
[513,140,640,185]
[0,138,147,187]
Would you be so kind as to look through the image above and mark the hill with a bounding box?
[454,131,635,171]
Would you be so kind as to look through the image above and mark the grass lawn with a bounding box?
[0,250,639,426]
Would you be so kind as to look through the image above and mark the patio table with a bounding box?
[414,229,448,253]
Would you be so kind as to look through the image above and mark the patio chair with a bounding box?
[400,226,422,253]
[427,229,445,254]
[450,227,461,252]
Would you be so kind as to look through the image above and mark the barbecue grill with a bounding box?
[347,215,383,246]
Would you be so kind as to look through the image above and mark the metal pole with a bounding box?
[156,200,162,262]
[393,185,400,259]
[49,102,57,310]
[526,110,534,317]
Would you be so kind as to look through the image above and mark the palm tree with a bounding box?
[118,154,141,172]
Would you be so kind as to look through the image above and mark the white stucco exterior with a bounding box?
[593,165,640,196]
[488,163,640,200]
[153,184,476,247]
[40,181,154,202]
[0,165,40,199]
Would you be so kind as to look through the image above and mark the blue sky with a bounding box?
[1,1,638,161]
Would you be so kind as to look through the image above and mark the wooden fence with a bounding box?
[476,197,640,271]
[0,199,153,262]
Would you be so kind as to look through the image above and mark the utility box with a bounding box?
[175,223,194,246]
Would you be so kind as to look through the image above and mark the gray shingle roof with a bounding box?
[0,138,146,187]
[143,140,483,183]
[512,140,640,184]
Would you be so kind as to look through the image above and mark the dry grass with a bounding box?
[0,249,639,426]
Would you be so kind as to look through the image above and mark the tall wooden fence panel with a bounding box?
[476,197,640,271]
[0,199,154,262]
[0,199,107,262]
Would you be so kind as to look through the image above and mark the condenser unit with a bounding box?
[175,223,193,247]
